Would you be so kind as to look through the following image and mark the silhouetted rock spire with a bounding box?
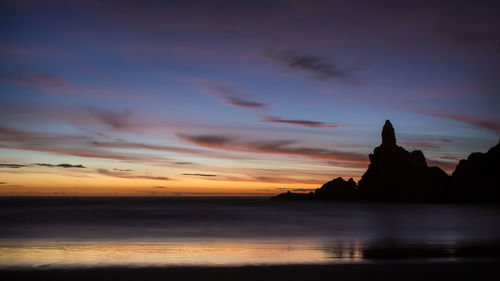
[271,121,499,203]
[382,120,396,146]
[358,120,449,202]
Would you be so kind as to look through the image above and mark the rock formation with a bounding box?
[357,120,449,202]
[314,177,357,201]
[450,139,500,202]
[272,120,499,203]
[271,177,356,201]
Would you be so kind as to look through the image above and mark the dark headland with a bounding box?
[272,120,500,203]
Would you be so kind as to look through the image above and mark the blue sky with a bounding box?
[0,0,499,195]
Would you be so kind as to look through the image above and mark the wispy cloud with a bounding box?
[0,163,27,168]
[267,50,348,82]
[0,125,237,164]
[276,187,316,192]
[0,181,24,188]
[1,70,142,99]
[417,110,500,133]
[178,133,367,163]
[113,168,133,172]
[207,84,269,109]
[260,116,344,128]
[35,163,86,168]
[182,173,217,177]
[224,96,267,109]
[401,138,453,149]
[83,107,133,130]
[97,169,170,180]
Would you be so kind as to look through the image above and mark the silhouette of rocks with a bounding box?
[357,120,449,202]
[450,139,500,202]
[272,120,499,203]
[271,177,357,201]
[314,177,357,201]
[381,120,396,147]
[271,190,314,200]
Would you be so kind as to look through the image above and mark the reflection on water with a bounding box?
[2,239,499,267]
[322,242,364,261]
[0,239,339,267]
[1,197,499,267]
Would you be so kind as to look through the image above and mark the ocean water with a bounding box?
[0,197,499,267]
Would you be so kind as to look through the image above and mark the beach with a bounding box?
[2,261,500,281]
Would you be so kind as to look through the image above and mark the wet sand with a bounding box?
[1,261,500,281]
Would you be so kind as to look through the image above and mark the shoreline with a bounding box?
[1,260,499,281]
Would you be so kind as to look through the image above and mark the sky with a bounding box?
[0,0,499,196]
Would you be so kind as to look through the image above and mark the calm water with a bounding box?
[1,197,499,267]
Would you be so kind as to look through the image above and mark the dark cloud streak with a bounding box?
[0,164,27,168]
[178,134,367,163]
[35,163,86,168]
[97,169,170,181]
[268,50,348,82]
[224,96,267,109]
[261,116,344,128]
[182,173,217,177]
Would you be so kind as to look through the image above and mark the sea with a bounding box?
[1,197,499,268]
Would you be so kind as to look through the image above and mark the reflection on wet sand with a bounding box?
[4,239,497,268]
[0,239,331,267]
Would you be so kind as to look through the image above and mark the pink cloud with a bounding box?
[2,70,144,99]
[178,133,368,163]
[418,110,500,133]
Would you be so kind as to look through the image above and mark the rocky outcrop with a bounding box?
[272,120,499,203]
[271,190,314,200]
[357,120,449,202]
[314,177,357,201]
[271,177,356,201]
[450,139,500,202]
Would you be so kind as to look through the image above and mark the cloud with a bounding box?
[0,181,24,188]
[182,173,217,177]
[276,188,316,192]
[0,184,24,188]
[0,125,223,164]
[1,70,143,99]
[268,50,348,82]
[207,83,269,109]
[260,116,344,128]
[97,169,170,180]
[113,168,133,172]
[417,110,500,133]
[224,96,267,109]
[418,138,453,143]
[400,139,453,149]
[0,164,27,168]
[153,186,167,189]
[83,107,133,130]
[400,142,441,149]
[179,134,231,146]
[178,133,367,163]
[90,140,213,155]
[174,162,192,165]
[35,163,86,168]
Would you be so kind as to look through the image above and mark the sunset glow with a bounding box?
[1,0,498,196]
